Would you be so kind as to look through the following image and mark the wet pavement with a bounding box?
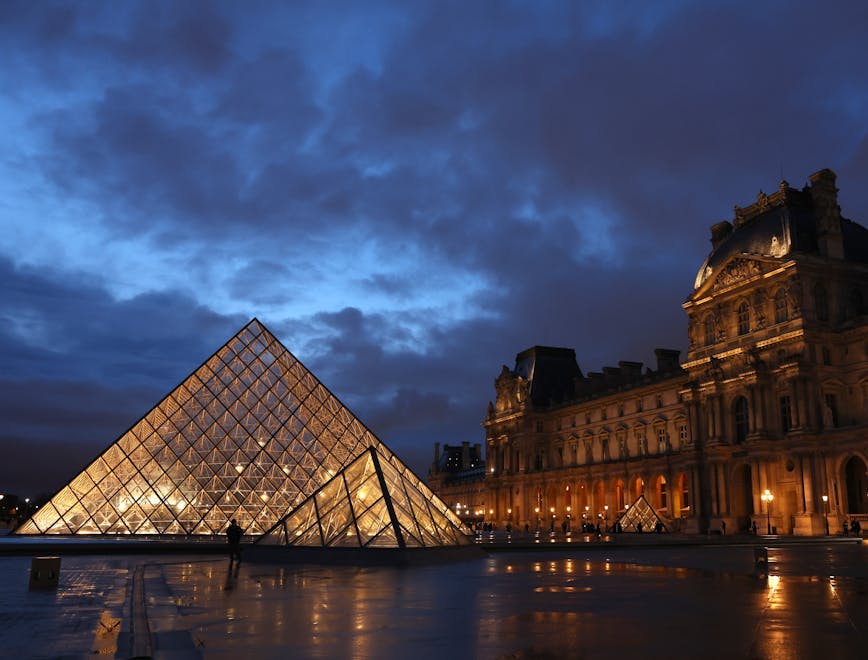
[0,540,865,659]
[0,555,134,659]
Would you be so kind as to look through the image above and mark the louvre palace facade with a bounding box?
[433,168,868,535]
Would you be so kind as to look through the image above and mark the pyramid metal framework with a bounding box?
[15,319,470,546]
[616,494,669,532]
[258,446,470,547]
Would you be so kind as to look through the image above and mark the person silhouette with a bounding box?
[226,519,243,563]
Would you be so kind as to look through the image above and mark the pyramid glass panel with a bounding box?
[259,446,471,548]
[15,319,470,546]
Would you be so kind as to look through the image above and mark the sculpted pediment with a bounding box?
[494,366,529,413]
[709,257,767,292]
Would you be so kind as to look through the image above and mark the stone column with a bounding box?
[800,455,815,513]
[748,385,758,434]
[756,385,767,432]
[790,379,802,429]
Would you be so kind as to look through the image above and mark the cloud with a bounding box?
[1,1,868,497]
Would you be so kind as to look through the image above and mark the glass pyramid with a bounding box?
[616,494,668,533]
[14,319,471,546]
[259,446,471,548]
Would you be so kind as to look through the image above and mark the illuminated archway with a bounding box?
[653,475,668,511]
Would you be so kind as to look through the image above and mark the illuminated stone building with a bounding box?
[476,168,868,535]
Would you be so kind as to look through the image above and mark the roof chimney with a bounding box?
[710,221,733,248]
[654,349,681,373]
[809,168,843,259]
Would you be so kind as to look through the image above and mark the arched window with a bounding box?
[737,301,750,335]
[704,314,716,346]
[814,283,829,321]
[657,476,668,510]
[733,396,749,444]
[774,289,789,323]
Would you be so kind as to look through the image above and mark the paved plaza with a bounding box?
[0,538,865,659]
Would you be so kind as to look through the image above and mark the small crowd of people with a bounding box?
[842,518,862,536]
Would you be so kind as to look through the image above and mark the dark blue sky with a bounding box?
[2,1,867,496]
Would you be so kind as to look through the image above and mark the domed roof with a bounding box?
[693,205,817,289]
[693,171,868,290]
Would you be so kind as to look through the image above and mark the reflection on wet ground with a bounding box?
[0,556,133,659]
[153,544,867,659]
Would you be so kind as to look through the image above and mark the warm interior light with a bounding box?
[235,465,244,473]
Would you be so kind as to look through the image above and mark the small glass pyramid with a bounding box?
[616,494,668,532]
[14,319,470,546]
[259,446,470,547]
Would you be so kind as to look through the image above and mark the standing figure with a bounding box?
[227,518,243,563]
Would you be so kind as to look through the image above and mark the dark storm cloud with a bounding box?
[0,256,247,492]
[3,1,868,496]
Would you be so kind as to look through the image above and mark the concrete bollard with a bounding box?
[29,556,61,589]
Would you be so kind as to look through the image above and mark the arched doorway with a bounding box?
[654,475,668,512]
[675,472,690,517]
[614,480,625,512]
[844,456,868,514]
[730,464,754,532]
[631,476,645,501]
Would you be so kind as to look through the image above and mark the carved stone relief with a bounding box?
[712,259,763,291]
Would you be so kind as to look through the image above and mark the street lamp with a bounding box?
[604,505,609,532]
[761,489,774,535]
[535,506,540,531]
[821,495,829,535]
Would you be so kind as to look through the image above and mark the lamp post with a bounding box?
[761,489,774,535]
[535,506,540,531]
[566,505,571,532]
[604,505,609,532]
[821,495,829,536]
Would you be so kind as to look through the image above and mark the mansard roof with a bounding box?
[694,168,868,290]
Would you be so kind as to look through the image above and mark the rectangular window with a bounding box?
[822,347,831,366]
[656,394,663,408]
[656,426,667,453]
[779,396,792,434]
[536,421,544,433]
[679,423,689,444]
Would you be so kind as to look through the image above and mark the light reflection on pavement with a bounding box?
[148,544,867,659]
